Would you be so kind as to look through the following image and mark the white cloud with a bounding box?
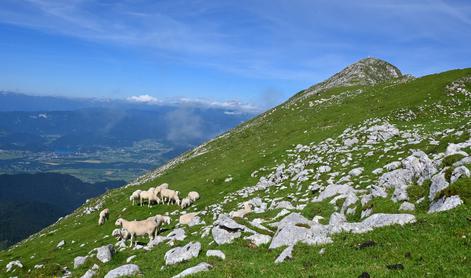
[126,94,160,103]
[125,95,260,113]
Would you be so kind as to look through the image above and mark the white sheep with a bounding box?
[160,188,180,205]
[140,188,160,207]
[229,202,253,218]
[179,213,198,225]
[153,183,169,198]
[180,197,192,209]
[112,228,130,240]
[98,208,109,225]
[115,218,162,247]
[147,214,171,225]
[188,191,200,202]
[129,190,142,205]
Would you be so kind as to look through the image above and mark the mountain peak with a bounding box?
[299,57,404,99]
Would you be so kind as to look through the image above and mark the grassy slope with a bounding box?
[1,68,470,277]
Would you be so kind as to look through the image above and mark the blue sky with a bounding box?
[0,0,470,109]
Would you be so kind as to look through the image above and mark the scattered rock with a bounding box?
[164,242,201,265]
[349,167,364,177]
[206,250,225,260]
[399,202,415,211]
[96,244,114,263]
[275,245,293,263]
[428,196,463,213]
[172,262,212,278]
[429,172,449,201]
[57,240,65,248]
[245,233,272,246]
[74,256,87,269]
[80,269,96,278]
[450,166,470,184]
[6,260,23,272]
[126,255,137,263]
[103,264,140,278]
[166,228,186,242]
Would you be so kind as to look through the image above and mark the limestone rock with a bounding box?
[172,262,212,278]
[96,244,114,263]
[103,264,140,278]
[206,250,225,260]
[164,242,201,265]
[274,245,293,263]
[428,196,463,213]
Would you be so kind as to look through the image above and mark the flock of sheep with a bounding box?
[96,183,200,247]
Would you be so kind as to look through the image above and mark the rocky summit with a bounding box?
[1,58,470,277]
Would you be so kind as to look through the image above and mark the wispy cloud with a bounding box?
[126,94,260,113]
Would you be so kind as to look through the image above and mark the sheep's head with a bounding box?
[115,218,123,226]
[163,216,171,225]
[111,229,122,239]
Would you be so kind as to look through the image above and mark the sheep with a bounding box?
[129,190,142,205]
[147,214,171,225]
[180,197,192,209]
[112,228,130,240]
[179,213,198,225]
[229,202,253,218]
[160,188,180,206]
[98,208,109,225]
[140,188,160,207]
[188,191,200,202]
[153,183,169,198]
[115,218,162,247]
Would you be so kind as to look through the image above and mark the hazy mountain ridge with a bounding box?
[0,173,125,249]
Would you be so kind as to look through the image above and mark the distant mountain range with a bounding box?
[0,172,125,249]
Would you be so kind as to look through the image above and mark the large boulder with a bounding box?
[172,262,212,278]
[164,242,201,265]
[103,264,140,278]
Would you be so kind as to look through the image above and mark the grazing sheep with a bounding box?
[179,213,198,225]
[98,208,110,225]
[153,183,169,198]
[140,188,160,207]
[188,191,200,202]
[147,215,171,225]
[180,197,192,209]
[129,190,142,205]
[161,188,181,206]
[115,218,162,247]
[229,202,253,218]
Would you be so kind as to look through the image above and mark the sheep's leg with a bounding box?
[129,234,134,248]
